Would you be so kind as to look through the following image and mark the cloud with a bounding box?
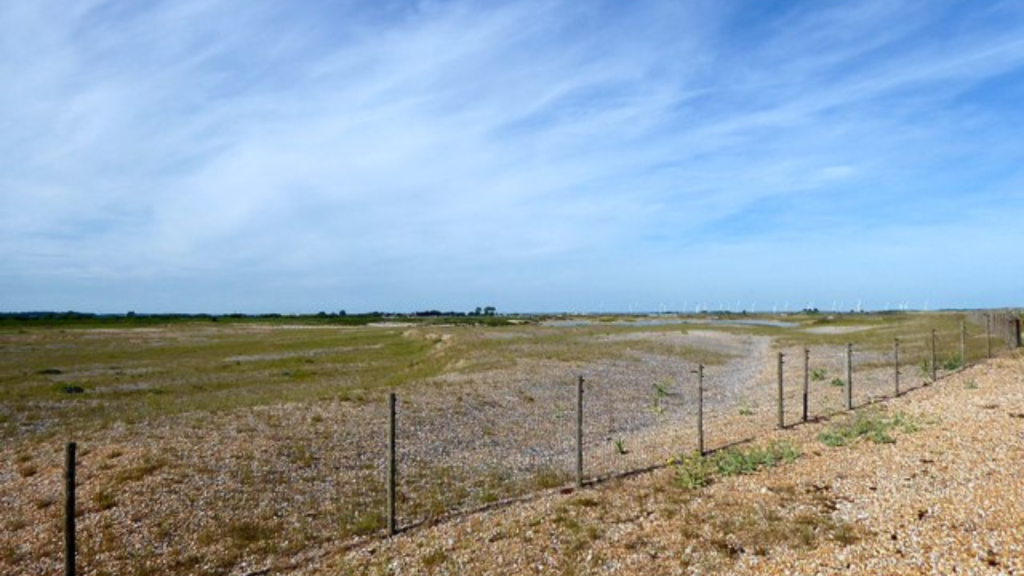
[2,0,1023,311]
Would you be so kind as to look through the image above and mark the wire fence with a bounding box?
[38,313,1024,574]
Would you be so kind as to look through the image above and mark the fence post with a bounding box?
[776,352,784,429]
[931,329,937,382]
[894,338,900,396]
[65,442,76,576]
[1014,318,1022,348]
[960,320,966,367]
[696,364,705,456]
[386,393,397,537]
[846,343,853,410]
[802,348,809,423]
[986,314,992,359]
[575,375,584,490]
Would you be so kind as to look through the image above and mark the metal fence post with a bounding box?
[65,442,76,576]
[575,375,584,490]
[802,348,809,423]
[696,364,705,455]
[776,352,785,429]
[387,393,397,537]
[894,338,900,396]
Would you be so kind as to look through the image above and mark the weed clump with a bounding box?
[819,410,919,447]
[673,441,801,490]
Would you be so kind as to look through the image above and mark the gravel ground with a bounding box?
[1,327,1015,575]
[325,351,1024,575]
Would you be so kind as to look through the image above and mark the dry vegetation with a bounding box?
[0,311,1019,574]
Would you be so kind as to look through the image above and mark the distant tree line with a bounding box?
[0,308,507,327]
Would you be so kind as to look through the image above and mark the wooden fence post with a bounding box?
[387,393,397,537]
[802,348,809,423]
[960,320,966,367]
[1014,318,1022,348]
[894,338,900,396]
[844,343,853,410]
[986,314,992,359]
[575,375,584,490]
[65,442,76,576]
[696,364,705,456]
[776,352,785,429]
[931,329,937,382]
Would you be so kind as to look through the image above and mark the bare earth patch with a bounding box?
[803,325,874,335]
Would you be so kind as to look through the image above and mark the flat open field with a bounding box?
[0,311,1015,575]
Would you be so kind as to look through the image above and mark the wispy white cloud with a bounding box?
[2,0,1023,312]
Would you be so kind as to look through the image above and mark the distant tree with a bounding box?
[483,306,496,316]
[126,311,136,318]
[473,306,483,316]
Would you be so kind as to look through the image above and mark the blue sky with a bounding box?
[2,0,1023,314]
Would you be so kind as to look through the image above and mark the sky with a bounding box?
[2,0,1023,314]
